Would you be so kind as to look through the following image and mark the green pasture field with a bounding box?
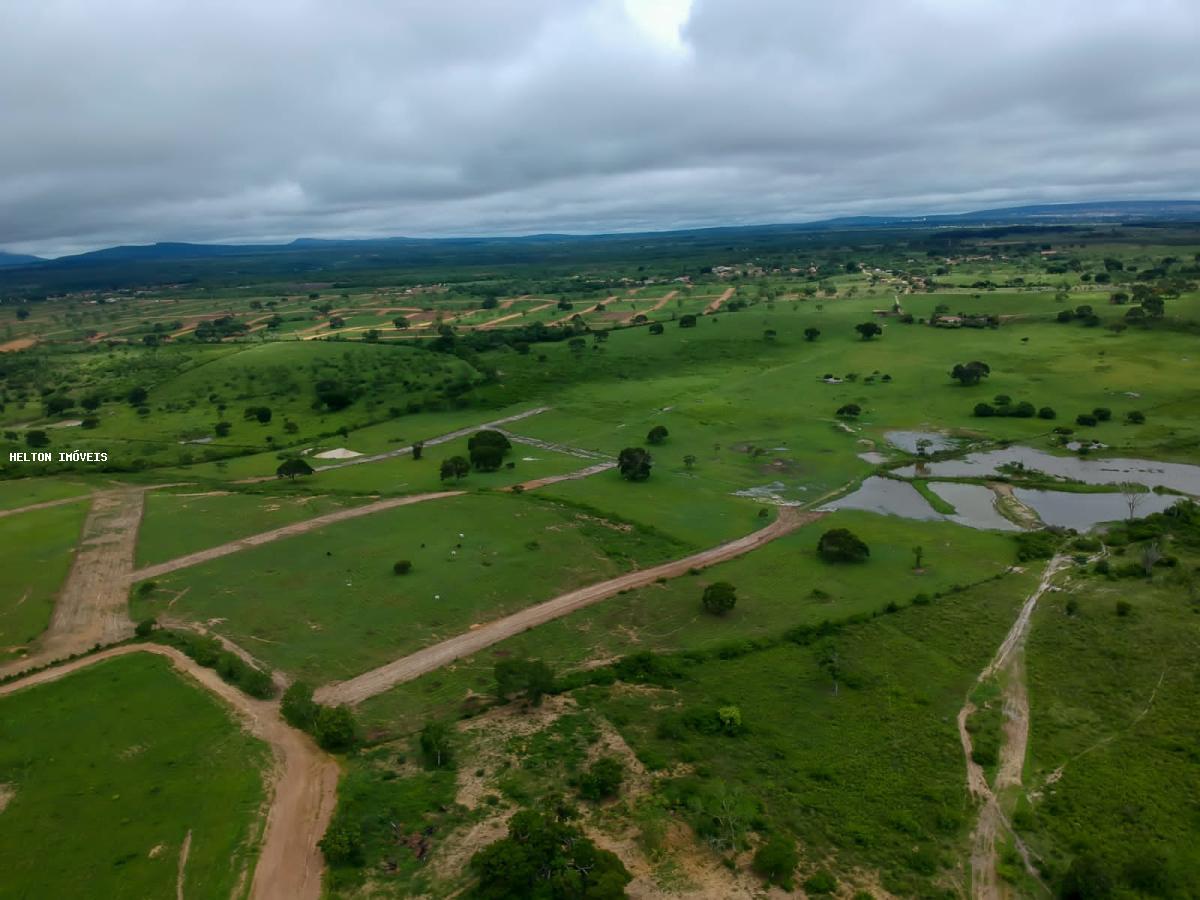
[0,653,268,899]
[130,492,688,683]
[1019,557,1200,895]
[0,502,87,660]
[355,510,1024,733]
[134,489,371,568]
[0,477,92,511]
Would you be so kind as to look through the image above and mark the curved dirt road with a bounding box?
[315,506,821,705]
[132,490,463,581]
[0,643,338,900]
[704,286,736,313]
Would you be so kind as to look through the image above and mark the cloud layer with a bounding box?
[3,0,1199,256]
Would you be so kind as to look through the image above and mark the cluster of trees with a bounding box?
[467,428,512,471]
[494,658,555,706]
[281,681,358,751]
[950,360,990,386]
[973,395,1051,419]
[193,315,248,342]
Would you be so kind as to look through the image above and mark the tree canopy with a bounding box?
[817,528,870,563]
[950,360,991,386]
[617,447,653,481]
[277,457,314,480]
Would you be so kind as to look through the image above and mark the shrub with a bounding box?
[1126,410,1145,424]
[1093,407,1112,421]
[314,705,358,751]
[702,581,737,616]
[319,821,364,867]
[1015,530,1060,561]
[1116,600,1133,617]
[752,837,799,890]
[281,682,318,730]
[803,869,839,895]
[1076,414,1098,427]
[577,756,625,801]
[1038,406,1057,420]
[392,560,413,575]
[134,618,156,638]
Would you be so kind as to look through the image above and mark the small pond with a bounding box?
[1012,489,1181,532]
[929,482,1021,532]
[821,476,943,520]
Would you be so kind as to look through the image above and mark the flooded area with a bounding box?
[928,482,1021,531]
[1012,488,1181,532]
[895,446,1200,495]
[884,431,959,454]
[857,451,889,464]
[821,476,943,520]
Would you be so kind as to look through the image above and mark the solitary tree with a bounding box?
[419,720,454,769]
[679,314,698,328]
[836,403,861,418]
[393,316,409,329]
[648,322,664,335]
[950,360,991,386]
[276,457,314,480]
[1121,483,1143,522]
[683,454,697,470]
[412,440,424,460]
[804,327,821,342]
[646,425,669,445]
[440,455,470,481]
[702,581,737,616]
[855,321,883,341]
[817,528,870,563]
[617,447,653,481]
[912,546,925,570]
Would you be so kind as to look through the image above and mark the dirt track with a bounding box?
[704,287,735,313]
[0,488,147,680]
[314,506,822,705]
[511,461,617,491]
[622,289,677,323]
[0,643,337,900]
[960,555,1067,899]
[132,490,463,581]
[0,492,92,519]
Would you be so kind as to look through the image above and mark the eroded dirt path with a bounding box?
[622,289,678,323]
[132,490,463,581]
[0,488,147,679]
[704,286,735,313]
[315,506,822,705]
[960,555,1068,899]
[510,461,617,491]
[0,644,338,900]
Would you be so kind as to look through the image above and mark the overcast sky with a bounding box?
[2,0,1198,257]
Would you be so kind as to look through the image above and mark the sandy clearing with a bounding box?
[0,643,338,900]
[312,447,362,460]
[315,506,821,705]
[0,337,37,352]
[0,783,12,814]
[131,490,463,581]
[0,492,93,520]
[704,287,736,313]
[961,554,1068,899]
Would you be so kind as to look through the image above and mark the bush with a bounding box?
[753,836,799,890]
[836,403,861,418]
[319,821,364,867]
[1126,410,1145,424]
[577,756,625,801]
[974,402,995,417]
[314,705,358,751]
[281,682,318,730]
[1015,530,1060,561]
[1116,600,1133,617]
[134,618,156,638]
[648,322,664,335]
[1093,407,1112,421]
[392,560,413,575]
[803,869,839,895]
[1038,406,1057,420]
[702,581,737,616]
[1076,414,1098,427]
[817,528,869,563]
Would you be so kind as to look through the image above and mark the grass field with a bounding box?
[0,653,268,899]
[0,502,87,660]
[1019,554,1200,895]
[135,489,369,568]
[0,477,92,511]
[131,492,689,683]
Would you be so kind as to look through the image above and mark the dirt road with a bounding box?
[0,488,147,679]
[476,301,556,330]
[0,492,92,519]
[0,643,337,900]
[500,430,612,461]
[622,290,677,323]
[510,461,617,491]
[315,506,821,705]
[960,555,1067,899]
[704,287,735,313]
[131,490,463,581]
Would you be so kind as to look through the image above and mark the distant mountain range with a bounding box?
[0,250,45,268]
[3,200,1199,269]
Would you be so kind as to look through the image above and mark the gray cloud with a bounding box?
[2,0,1198,256]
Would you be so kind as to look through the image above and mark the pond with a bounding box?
[821,476,943,520]
[928,482,1021,532]
[894,446,1200,495]
[1012,488,1181,532]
